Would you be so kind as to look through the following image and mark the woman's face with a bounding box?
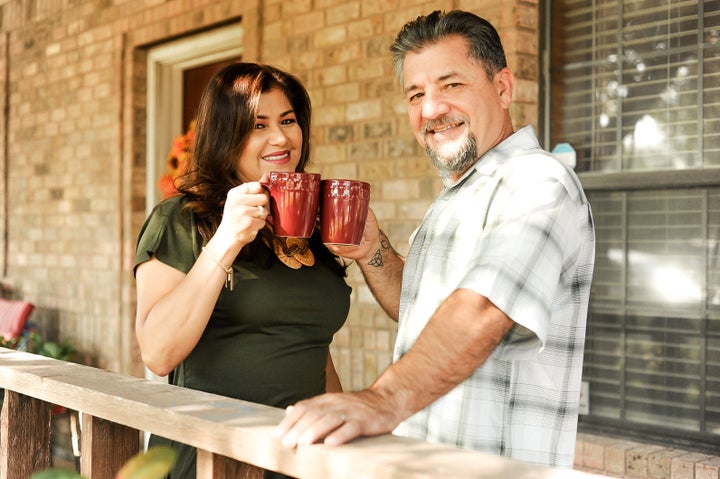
[236,88,303,182]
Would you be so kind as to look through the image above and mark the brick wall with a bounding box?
[0,0,540,386]
[270,0,543,391]
[0,0,261,376]
[1,0,717,474]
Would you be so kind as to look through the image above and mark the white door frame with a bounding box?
[145,23,244,212]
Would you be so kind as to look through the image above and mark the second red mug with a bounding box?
[320,179,371,246]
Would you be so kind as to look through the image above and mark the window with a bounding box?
[549,0,720,450]
[551,0,720,172]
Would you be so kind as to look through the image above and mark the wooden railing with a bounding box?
[0,348,609,479]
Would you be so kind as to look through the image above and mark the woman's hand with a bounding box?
[211,182,269,257]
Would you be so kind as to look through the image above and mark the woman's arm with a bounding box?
[325,351,343,393]
[135,249,228,377]
[135,183,268,376]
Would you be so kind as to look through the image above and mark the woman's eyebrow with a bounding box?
[257,109,295,119]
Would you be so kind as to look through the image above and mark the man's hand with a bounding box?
[325,208,381,262]
[276,389,402,448]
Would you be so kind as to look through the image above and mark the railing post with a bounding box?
[0,390,51,478]
[196,449,263,479]
[80,413,140,479]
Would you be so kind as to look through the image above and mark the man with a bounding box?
[277,10,595,468]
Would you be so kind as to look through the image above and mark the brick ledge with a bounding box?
[574,432,720,479]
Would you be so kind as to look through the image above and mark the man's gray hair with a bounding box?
[389,10,508,84]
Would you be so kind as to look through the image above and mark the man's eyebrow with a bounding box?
[403,72,459,94]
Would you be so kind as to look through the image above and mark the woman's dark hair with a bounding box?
[175,62,345,275]
[389,10,508,83]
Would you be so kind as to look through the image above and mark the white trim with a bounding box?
[146,23,244,212]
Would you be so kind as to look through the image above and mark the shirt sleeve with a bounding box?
[458,156,585,359]
[133,196,200,276]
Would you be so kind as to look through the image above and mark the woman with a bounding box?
[134,63,350,478]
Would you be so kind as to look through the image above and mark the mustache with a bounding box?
[421,116,467,136]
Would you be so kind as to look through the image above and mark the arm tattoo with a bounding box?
[368,233,391,268]
[368,249,384,267]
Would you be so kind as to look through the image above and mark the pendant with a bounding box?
[272,237,315,269]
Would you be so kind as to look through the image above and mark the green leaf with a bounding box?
[42,342,61,359]
[30,469,86,479]
[115,446,177,479]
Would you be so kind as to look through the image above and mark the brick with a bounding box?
[349,141,380,162]
[381,178,420,200]
[292,11,324,35]
[648,449,688,479]
[281,0,312,15]
[348,57,386,81]
[696,457,720,479]
[326,125,354,143]
[358,160,392,180]
[347,99,382,121]
[327,1,360,25]
[347,17,384,40]
[360,0,400,16]
[626,445,668,478]
[326,42,362,64]
[319,163,358,181]
[672,453,714,479]
[386,137,418,158]
[363,120,393,139]
[316,64,347,86]
[313,25,347,47]
[313,144,346,164]
[326,82,360,103]
[602,440,640,476]
[313,104,346,126]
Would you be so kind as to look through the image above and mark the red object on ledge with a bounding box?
[0,299,34,339]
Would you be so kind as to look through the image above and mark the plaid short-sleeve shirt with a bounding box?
[393,126,595,468]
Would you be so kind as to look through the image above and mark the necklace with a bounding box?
[272,236,315,269]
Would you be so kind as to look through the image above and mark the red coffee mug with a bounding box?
[320,179,370,245]
[262,171,321,238]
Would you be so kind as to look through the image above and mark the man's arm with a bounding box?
[277,288,515,447]
[328,209,405,321]
[355,230,405,321]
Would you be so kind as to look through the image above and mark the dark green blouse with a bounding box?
[134,195,351,478]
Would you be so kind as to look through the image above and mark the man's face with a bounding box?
[402,35,514,180]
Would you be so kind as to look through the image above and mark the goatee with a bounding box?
[425,132,479,176]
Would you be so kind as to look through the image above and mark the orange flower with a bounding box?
[158,120,196,200]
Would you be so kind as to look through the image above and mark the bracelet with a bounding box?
[202,246,234,291]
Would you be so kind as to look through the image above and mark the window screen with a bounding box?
[587,188,720,439]
[550,0,720,449]
[551,0,720,172]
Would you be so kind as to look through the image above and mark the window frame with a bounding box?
[542,0,720,454]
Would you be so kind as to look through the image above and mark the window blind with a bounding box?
[551,0,720,447]
[585,188,720,438]
[551,0,719,172]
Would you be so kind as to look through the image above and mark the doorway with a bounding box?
[146,24,243,210]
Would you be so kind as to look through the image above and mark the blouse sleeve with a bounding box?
[133,196,200,276]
